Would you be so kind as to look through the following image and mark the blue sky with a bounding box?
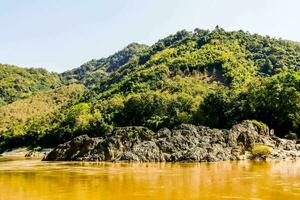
[0,0,299,72]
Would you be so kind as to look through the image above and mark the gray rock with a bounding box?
[25,148,52,158]
[284,132,298,141]
[43,135,102,161]
[43,121,300,162]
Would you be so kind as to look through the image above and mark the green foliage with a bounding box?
[244,72,300,136]
[250,120,268,130]
[114,91,199,130]
[32,146,42,152]
[251,144,271,160]
[62,43,148,87]
[195,71,300,137]
[0,64,61,105]
[88,28,300,100]
[63,102,113,135]
[193,87,236,128]
[0,84,85,133]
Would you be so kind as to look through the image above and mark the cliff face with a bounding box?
[44,121,300,162]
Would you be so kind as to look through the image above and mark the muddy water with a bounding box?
[0,157,300,200]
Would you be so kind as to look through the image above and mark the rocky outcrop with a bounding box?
[43,121,300,162]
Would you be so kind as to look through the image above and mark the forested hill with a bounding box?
[1,27,300,151]
[83,28,300,100]
[0,64,61,106]
[61,43,148,87]
[0,43,148,107]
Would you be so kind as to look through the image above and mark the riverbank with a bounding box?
[1,148,52,159]
[44,120,300,162]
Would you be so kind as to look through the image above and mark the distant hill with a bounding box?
[0,64,61,106]
[61,43,148,87]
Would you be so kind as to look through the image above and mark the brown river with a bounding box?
[0,157,300,200]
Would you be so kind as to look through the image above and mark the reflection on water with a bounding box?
[0,157,300,200]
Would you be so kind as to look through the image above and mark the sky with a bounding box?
[0,0,299,72]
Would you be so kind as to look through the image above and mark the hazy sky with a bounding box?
[1,0,299,72]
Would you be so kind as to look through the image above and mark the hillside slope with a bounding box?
[0,84,85,133]
[0,64,61,106]
[89,28,300,98]
[61,43,148,87]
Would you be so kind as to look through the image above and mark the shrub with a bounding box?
[250,120,267,129]
[32,146,42,152]
[251,144,271,160]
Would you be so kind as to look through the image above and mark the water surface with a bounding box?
[0,157,300,200]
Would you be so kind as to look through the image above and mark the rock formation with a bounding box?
[44,121,300,162]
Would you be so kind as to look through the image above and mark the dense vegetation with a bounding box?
[1,27,300,151]
[0,64,61,106]
[0,84,85,151]
[61,43,148,87]
[0,84,84,132]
